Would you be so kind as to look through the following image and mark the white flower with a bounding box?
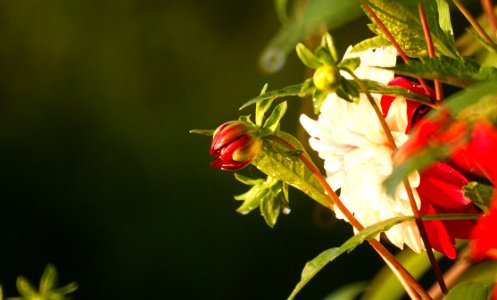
[300,47,424,252]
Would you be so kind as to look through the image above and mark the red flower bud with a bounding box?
[210,121,262,170]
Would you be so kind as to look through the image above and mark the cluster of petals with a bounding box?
[301,46,482,258]
[397,106,497,260]
[301,47,427,253]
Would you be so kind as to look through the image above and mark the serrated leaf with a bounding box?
[240,83,306,111]
[351,36,392,53]
[263,101,287,132]
[387,57,497,87]
[259,0,362,73]
[463,181,494,212]
[443,282,488,300]
[260,188,282,228]
[365,0,459,59]
[288,216,413,299]
[253,131,330,208]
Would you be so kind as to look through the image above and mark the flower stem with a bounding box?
[481,0,497,38]
[453,0,495,44]
[418,1,444,102]
[268,135,431,300]
[343,67,447,296]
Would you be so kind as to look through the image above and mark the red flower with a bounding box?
[471,194,497,261]
[210,121,262,170]
[382,78,480,258]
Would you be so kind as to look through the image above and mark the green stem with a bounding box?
[268,134,431,300]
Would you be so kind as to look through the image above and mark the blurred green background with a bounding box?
[0,1,415,299]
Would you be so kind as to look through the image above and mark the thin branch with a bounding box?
[360,0,435,101]
[418,1,444,102]
[428,246,472,300]
[481,0,497,39]
[453,0,494,44]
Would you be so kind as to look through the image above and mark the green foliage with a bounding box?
[234,174,290,228]
[7,264,77,300]
[463,181,495,213]
[274,0,289,25]
[288,216,413,299]
[253,131,330,209]
[362,248,443,300]
[443,282,488,300]
[259,0,362,73]
[365,0,459,59]
[322,282,368,300]
[387,57,497,88]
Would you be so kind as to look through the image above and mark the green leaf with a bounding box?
[362,248,443,300]
[467,28,497,54]
[189,129,214,136]
[338,57,361,71]
[240,76,432,114]
[39,264,58,294]
[384,146,451,197]
[443,282,488,300]
[253,131,330,208]
[260,187,282,228]
[259,0,362,73]
[288,216,414,299]
[240,83,306,111]
[351,36,391,53]
[463,181,495,213]
[51,282,79,296]
[453,260,497,288]
[234,173,265,186]
[365,0,459,59]
[387,57,497,87]
[296,43,322,69]
[360,79,431,104]
[274,0,289,25]
[16,277,38,297]
[263,101,288,132]
[234,175,290,227]
[321,32,338,63]
[322,281,368,300]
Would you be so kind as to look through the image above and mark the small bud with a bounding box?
[313,65,341,92]
[210,121,262,170]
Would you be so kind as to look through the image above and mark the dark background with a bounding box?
[1,1,480,299]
